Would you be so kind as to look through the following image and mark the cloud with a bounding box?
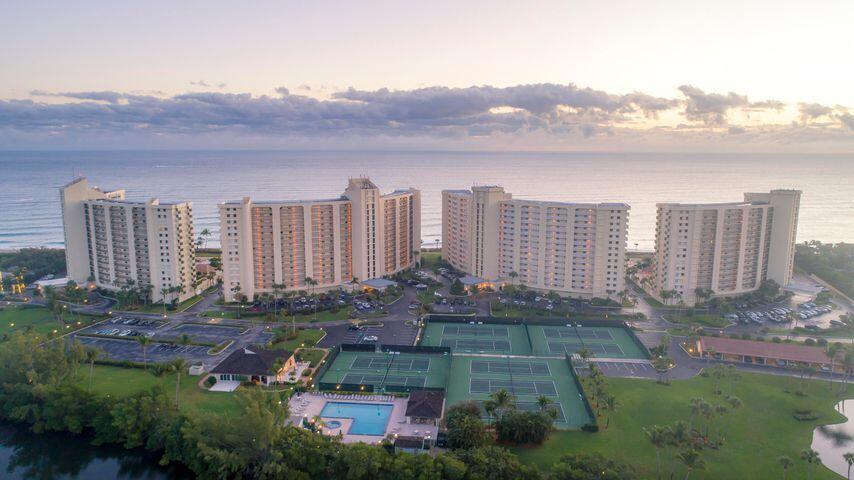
[1,83,851,150]
[190,80,227,89]
[799,102,834,123]
[837,112,854,130]
[678,85,784,125]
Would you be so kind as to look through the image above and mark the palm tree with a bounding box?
[179,334,192,347]
[844,452,854,480]
[272,283,283,317]
[577,347,593,364]
[85,347,101,392]
[536,394,551,412]
[137,335,152,369]
[678,449,705,480]
[603,394,617,429]
[140,283,153,306]
[778,456,793,480]
[483,399,497,426]
[199,228,212,249]
[160,286,171,316]
[801,449,821,480]
[721,396,742,442]
[231,283,243,318]
[171,358,188,408]
[489,388,515,416]
[828,343,842,389]
[304,277,319,320]
[688,397,703,434]
[644,425,668,480]
[842,349,854,394]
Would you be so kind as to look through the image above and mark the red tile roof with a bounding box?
[699,336,831,364]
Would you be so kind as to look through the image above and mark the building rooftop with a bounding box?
[699,336,831,365]
[405,390,444,418]
[210,347,293,375]
[361,278,397,290]
[459,275,488,286]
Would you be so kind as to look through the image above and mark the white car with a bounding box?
[363,335,378,342]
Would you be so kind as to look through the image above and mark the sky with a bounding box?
[1,0,852,151]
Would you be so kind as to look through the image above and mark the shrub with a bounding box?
[581,423,599,432]
[301,368,312,377]
[804,338,816,346]
[817,338,828,346]
[493,410,555,444]
[205,375,217,387]
[772,337,782,343]
[740,333,751,340]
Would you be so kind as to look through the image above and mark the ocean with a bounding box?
[1,150,851,251]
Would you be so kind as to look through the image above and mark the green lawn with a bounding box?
[271,328,325,351]
[295,348,326,367]
[666,313,731,328]
[201,309,265,319]
[132,294,204,314]
[79,364,243,416]
[202,308,352,323]
[510,372,850,479]
[0,305,99,339]
[420,251,442,269]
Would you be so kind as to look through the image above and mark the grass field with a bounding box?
[511,372,850,480]
[0,305,99,338]
[271,328,326,351]
[79,365,243,416]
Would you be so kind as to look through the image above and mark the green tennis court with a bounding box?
[446,356,592,428]
[527,324,647,359]
[420,321,532,355]
[318,350,450,392]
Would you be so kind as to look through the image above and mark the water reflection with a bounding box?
[812,399,854,478]
[0,421,188,480]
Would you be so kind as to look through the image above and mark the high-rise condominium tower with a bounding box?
[219,177,420,302]
[60,177,196,303]
[442,186,629,298]
[652,189,801,306]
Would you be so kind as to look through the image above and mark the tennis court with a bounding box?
[527,324,647,359]
[319,350,450,392]
[445,356,592,427]
[420,321,532,355]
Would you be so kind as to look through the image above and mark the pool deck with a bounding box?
[288,392,438,444]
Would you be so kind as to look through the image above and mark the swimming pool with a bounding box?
[320,402,393,436]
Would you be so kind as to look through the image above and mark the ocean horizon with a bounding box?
[2,150,852,251]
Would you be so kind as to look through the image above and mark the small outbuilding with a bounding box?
[458,275,492,291]
[361,278,397,292]
[210,347,296,386]
[405,390,445,426]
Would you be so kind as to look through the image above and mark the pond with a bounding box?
[0,420,189,479]
[811,399,854,478]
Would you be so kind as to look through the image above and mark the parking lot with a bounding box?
[317,321,419,348]
[71,315,275,369]
[595,361,657,379]
[76,336,213,365]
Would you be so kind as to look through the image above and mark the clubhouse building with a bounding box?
[692,336,840,373]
